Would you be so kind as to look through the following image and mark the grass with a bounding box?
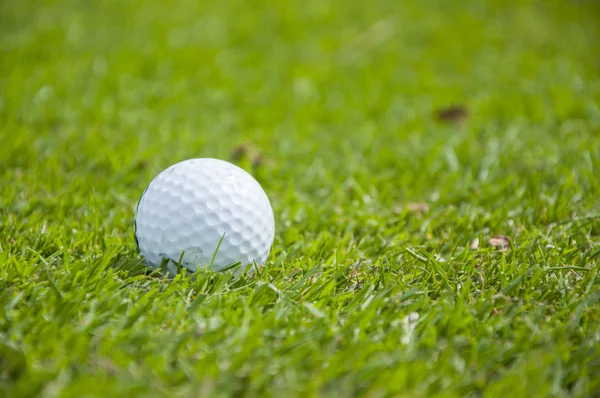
[1,0,599,396]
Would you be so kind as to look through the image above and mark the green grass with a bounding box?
[1,0,600,396]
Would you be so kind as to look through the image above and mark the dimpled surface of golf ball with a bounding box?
[134,158,275,274]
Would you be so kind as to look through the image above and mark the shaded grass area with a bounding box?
[1,0,599,396]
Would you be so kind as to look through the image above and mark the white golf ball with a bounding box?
[134,158,275,274]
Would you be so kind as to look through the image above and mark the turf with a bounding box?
[1,0,600,396]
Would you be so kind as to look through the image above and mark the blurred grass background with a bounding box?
[1,0,598,253]
[1,0,598,232]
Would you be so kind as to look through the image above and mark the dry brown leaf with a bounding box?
[230,143,252,161]
[488,235,511,250]
[231,143,270,171]
[477,273,485,285]
[469,237,480,250]
[250,152,265,169]
[435,105,469,125]
[407,202,430,213]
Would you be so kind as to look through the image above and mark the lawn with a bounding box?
[1,0,599,396]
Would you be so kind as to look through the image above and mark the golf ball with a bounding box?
[134,158,275,274]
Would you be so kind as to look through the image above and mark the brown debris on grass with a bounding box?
[435,105,469,125]
[488,235,511,250]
